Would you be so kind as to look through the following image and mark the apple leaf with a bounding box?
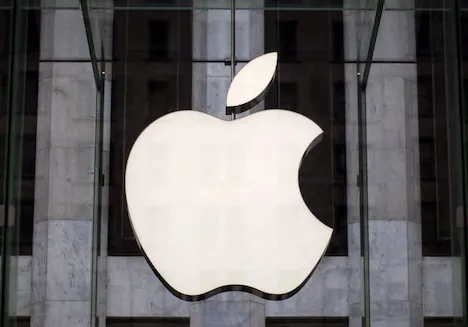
[226,52,277,113]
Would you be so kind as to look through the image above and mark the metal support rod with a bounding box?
[360,0,385,91]
[230,0,236,120]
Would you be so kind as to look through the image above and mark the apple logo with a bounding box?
[125,52,333,302]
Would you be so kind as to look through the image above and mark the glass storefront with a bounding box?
[0,0,467,326]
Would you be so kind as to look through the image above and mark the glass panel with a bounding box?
[1,2,38,327]
[1,1,100,327]
[104,5,362,326]
[361,1,467,326]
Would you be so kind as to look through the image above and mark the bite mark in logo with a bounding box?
[124,52,333,301]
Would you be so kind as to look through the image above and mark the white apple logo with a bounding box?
[125,52,333,301]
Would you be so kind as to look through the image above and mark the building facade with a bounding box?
[1,0,468,326]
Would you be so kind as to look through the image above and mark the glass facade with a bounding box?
[0,0,467,326]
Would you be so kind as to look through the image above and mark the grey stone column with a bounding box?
[31,4,97,327]
[191,1,266,326]
[364,2,423,327]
